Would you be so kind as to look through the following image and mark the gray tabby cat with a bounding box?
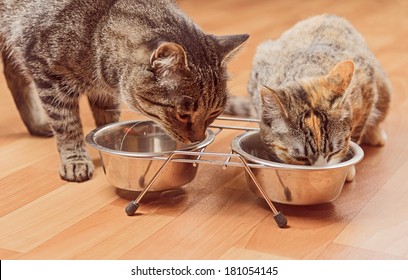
[0,0,248,182]
[231,14,390,180]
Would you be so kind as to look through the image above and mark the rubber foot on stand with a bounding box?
[273,211,287,228]
[125,201,139,216]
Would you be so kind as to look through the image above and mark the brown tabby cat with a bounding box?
[0,0,248,182]
[232,14,391,180]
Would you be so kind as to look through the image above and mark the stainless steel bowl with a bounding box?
[86,120,215,192]
[232,131,364,205]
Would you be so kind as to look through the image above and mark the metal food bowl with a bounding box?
[232,131,364,205]
[86,120,215,192]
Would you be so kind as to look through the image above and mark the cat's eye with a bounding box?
[293,156,310,164]
[272,144,288,152]
[176,113,190,123]
[327,149,342,161]
[204,109,223,126]
[209,109,223,119]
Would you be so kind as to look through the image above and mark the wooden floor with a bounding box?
[1,0,408,260]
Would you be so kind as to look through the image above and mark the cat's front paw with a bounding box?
[60,160,94,182]
[346,165,356,182]
[362,127,387,146]
[376,128,387,146]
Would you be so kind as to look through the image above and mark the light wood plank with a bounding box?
[334,160,408,258]
[0,248,22,259]
[19,204,173,259]
[317,243,401,260]
[0,164,64,216]
[0,137,57,178]
[0,170,117,253]
[220,247,290,260]
[76,212,173,260]
[119,187,269,259]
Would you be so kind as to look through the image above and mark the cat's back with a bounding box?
[251,14,376,87]
[1,0,204,61]
[1,0,69,31]
[272,14,366,51]
[0,0,180,42]
[1,0,88,52]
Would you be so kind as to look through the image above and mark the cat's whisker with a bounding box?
[119,122,140,151]
[340,144,353,156]
[105,108,135,112]
[287,158,296,165]
[125,103,143,115]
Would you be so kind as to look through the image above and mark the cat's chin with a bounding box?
[312,156,329,166]
[166,130,206,145]
[166,131,195,145]
[263,151,284,163]
[171,134,191,144]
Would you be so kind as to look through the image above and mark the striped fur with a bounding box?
[247,14,391,168]
[0,0,248,182]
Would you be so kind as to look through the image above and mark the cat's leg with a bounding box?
[87,91,121,127]
[350,97,374,145]
[223,95,256,117]
[37,86,93,182]
[360,75,391,146]
[2,50,53,137]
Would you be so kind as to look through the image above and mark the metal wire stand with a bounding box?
[124,116,287,228]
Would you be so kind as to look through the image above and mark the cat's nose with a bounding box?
[189,129,206,143]
[312,155,328,166]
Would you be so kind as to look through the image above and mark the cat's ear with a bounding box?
[260,86,289,119]
[213,34,249,65]
[326,60,354,94]
[150,42,189,77]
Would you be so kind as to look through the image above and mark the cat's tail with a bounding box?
[223,95,256,117]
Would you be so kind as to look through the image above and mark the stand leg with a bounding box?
[237,156,287,228]
[125,154,177,216]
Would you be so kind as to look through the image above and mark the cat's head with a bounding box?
[128,34,249,143]
[260,60,355,166]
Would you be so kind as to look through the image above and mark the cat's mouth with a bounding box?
[163,127,206,144]
[164,128,198,144]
